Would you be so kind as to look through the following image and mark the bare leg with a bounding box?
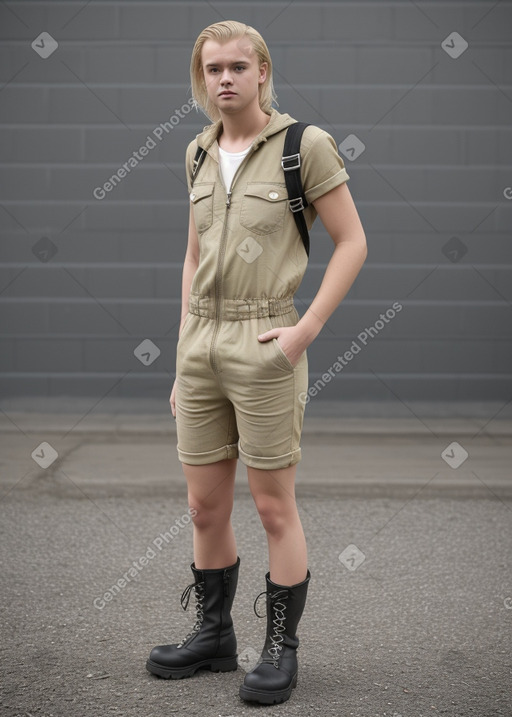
[183,457,238,569]
[247,464,307,585]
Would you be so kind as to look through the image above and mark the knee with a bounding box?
[188,494,232,532]
[253,494,289,537]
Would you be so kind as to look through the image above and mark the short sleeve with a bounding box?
[301,128,350,205]
[185,139,198,196]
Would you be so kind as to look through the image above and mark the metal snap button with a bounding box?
[268,191,279,200]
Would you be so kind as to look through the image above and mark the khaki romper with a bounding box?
[176,108,350,470]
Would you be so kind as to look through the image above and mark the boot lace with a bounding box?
[176,579,205,648]
[253,588,288,668]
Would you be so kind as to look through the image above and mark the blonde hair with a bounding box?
[190,20,278,122]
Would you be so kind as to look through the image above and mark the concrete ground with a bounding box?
[0,399,511,717]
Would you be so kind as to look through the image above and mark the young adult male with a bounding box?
[146,20,367,705]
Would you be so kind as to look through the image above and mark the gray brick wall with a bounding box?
[1,1,511,406]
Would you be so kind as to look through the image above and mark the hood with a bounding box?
[195,107,297,158]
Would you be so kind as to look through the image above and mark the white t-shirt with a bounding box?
[218,145,251,192]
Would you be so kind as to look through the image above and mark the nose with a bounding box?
[220,68,233,85]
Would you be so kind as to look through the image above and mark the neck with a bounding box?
[217,102,271,145]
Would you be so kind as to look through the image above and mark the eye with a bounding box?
[206,65,246,74]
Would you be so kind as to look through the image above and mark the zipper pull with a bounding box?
[226,191,232,208]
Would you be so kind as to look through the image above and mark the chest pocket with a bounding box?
[240,183,288,236]
[190,182,215,234]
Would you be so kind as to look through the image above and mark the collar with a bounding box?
[195,107,297,161]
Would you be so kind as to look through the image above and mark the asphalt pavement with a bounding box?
[0,399,511,717]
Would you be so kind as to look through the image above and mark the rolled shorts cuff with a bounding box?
[177,442,239,465]
[238,443,302,470]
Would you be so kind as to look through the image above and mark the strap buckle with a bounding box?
[191,158,201,178]
[281,153,301,171]
[289,196,306,213]
[191,149,205,178]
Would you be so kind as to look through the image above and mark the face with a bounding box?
[201,36,268,115]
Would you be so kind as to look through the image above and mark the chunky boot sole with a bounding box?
[239,671,298,704]
[146,655,238,680]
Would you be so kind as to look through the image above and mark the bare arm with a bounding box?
[296,181,367,341]
[258,181,367,364]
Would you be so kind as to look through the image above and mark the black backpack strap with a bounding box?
[191,125,312,256]
[282,122,311,257]
[190,144,207,188]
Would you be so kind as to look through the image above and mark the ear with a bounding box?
[258,61,268,84]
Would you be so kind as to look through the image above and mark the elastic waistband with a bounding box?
[188,294,294,320]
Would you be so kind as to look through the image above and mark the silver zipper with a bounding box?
[209,144,257,373]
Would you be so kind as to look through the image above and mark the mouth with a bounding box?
[219,91,236,97]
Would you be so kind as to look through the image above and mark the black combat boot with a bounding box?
[146,556,240,679]
[239,569,310,704]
